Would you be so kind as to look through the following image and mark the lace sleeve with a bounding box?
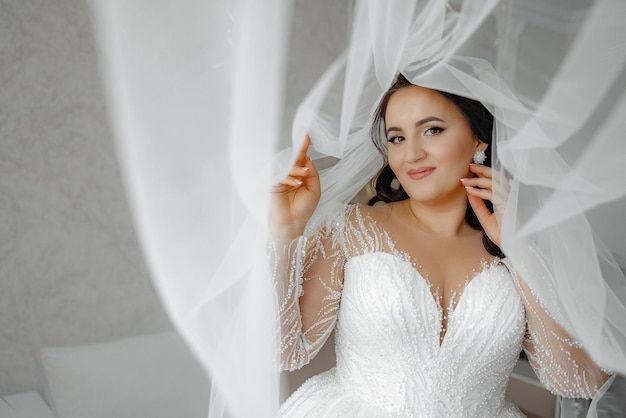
[270,204,347,372]
[502,258,611,398]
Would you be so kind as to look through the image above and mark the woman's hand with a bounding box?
[461,164,506,247]
[270,136,321,239]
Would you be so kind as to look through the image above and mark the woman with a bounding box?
[91,0,626,416]
[271,74,609,416]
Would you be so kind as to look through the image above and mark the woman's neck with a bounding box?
[402,193,472,237]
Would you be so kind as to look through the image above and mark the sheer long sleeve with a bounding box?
[502,259,611,398]
[270,205,347,372]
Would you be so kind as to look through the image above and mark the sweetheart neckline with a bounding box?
[346,251,507,347]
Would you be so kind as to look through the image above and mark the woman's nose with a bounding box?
[404,137,426,162]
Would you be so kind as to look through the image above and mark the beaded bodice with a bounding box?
[335,252,524,415]
[274,203,607,417]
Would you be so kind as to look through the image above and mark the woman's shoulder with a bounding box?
[304,201,398,240]
[347,201,397,224]
[335,202,400,256]
[338,202,399,241]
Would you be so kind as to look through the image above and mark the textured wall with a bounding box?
[282,0,353,144]
[0,0,171,395]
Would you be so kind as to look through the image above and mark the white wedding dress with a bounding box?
[274,204,607,417]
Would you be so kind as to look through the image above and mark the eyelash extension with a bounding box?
[387,136,404,144]
[425,126,444,135]
[386,126,444,144]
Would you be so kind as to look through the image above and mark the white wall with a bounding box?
[0,0,172,395]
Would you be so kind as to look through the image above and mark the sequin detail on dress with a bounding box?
[271,204,606,417]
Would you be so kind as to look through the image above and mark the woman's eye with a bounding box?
[387,136,404,144]
[424,127,444,136]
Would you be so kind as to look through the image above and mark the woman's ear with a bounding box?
[476,140,488,152]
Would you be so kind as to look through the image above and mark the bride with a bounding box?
[271,74,610,416]
[91,0,626,416]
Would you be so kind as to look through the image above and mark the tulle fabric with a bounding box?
[89,0,626,417]
[89,1,288,416]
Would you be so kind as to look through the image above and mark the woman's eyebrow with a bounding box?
[386,116,444,134]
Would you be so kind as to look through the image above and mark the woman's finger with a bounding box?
[294,135,311,166]
[468,163,492,178]
[460,177,491,189]
[284,176,303,187]
[465,186,492,201]
[289,165,311,178]
[467,193,500,246]
[467,193,490,220]
[272,176,303,189]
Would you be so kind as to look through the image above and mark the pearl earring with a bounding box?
[472,150,486,165]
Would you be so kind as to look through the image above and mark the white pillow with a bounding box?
[40,332,210,418]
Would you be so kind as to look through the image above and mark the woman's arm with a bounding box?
[504,260,610,398]
[270,136,345,371]
[464,164,610,398]
[270,213,346,371]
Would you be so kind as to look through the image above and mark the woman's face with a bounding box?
[385,85,487,204]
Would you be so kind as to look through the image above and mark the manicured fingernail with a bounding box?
[295,179,303,185]
[460,178,468,182]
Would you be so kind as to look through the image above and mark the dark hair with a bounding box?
[369,73,503,258]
